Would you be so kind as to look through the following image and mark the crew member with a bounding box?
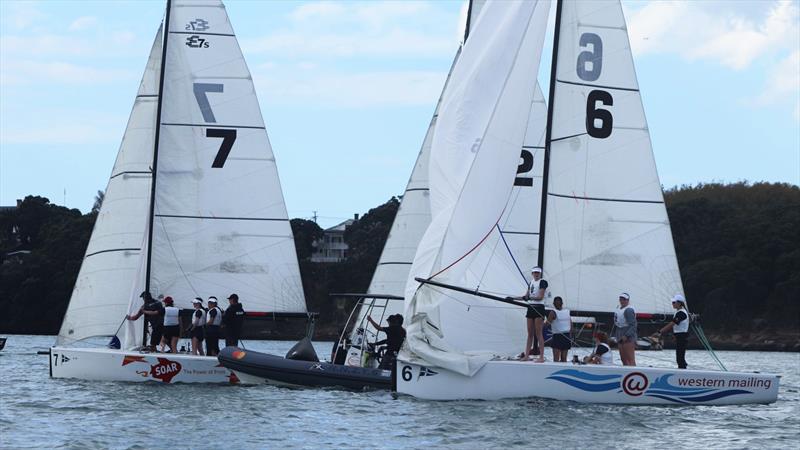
[189,298,206,356]
[614,293,637,366]
[522,267,548,362]
[367,314,406,391]
[162,296,180,353]
[658,294,690,369]
[126,291,164,351]
[223,293,245,347]
[584,331,614,365]
[547,296,572,362]
[205,297,223,356]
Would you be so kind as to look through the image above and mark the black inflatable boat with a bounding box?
[218,346,391,390]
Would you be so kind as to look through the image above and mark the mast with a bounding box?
[536,0,563,268]
[142,0,171,346]
[145,0,172,296]
[464,0,474,42]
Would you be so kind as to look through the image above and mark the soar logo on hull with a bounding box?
[150,358,182,383]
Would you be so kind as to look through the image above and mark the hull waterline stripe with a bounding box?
[162,123,265,130]
[548,192,664,204]
[110,171,152,179]
[154,214,288,221]
[556,78,640,92]
[85,247,141,258]
[169,31,235,37]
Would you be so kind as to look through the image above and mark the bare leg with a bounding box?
[170,336,179,353]
[626,341,636,366]
[534,318,545,362]
[552,346,558,362]
[524,318,534,359]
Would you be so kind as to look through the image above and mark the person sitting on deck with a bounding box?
[583,331,614,365]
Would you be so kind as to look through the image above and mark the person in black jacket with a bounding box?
[367,314,406,392]
[223,293,245,347]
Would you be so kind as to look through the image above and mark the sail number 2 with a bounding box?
[193,83,238,168]
[577,33,612,139]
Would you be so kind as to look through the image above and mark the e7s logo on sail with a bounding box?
[185,35,210,49]
[186,18,209,31]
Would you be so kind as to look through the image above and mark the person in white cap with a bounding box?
[521,266,548,362]
[614,293,637,366]
[658,294,690,369]
[189,298,206,355]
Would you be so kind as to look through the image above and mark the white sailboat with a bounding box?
[50,0,308,384]
[342,0,547,369]
[396,0,779,405]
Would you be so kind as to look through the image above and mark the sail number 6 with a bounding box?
[586,90,613,139]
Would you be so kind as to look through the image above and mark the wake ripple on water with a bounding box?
[0,336,798,449]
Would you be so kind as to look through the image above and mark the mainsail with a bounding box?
[146,0,306,313]
[56,26,162,345]
[541,0,683,315]
[402,0,551,376]
[353,0,546,339]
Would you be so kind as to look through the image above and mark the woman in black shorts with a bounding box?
[189,298,206,355]
[522,267,548,362]
[547,296,572,362]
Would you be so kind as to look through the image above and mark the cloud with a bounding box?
[627,0,799,69]
[0,60,134,86]
[69,16,98,32]
[0,34,95,56]
[252,66,447,108]
[2,2,46,31]
[753,50,800,119]
[241,1,458,59]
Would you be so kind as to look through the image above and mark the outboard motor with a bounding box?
[285,337,319,362]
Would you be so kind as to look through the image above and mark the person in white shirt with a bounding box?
[162,296,181,354]
[521,267,548,362]
[658,294,690,369]
[547,296,572,362]
[189,298,206,356]
[584,331,614,365]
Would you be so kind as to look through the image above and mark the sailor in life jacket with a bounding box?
[521,267,549,361]
[162,296,180,354]
[584,331,614,365]
[613,292,637,366]
[189,298,206,356]
[658,294,690,369]
[204,297,223,357]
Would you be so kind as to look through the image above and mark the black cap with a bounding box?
[228,293,239,301]
[388,314,403,325]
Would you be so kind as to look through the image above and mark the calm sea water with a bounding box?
[1,335,798,449]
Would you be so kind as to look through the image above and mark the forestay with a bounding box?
[56,27,162,345]
[148,0,306,313]
[402,0,551,377]
[542,0,682,315]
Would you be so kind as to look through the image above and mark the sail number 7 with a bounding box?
[207,129,237,168]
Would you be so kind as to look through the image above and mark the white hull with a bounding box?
[49,347,240,384]
[397,360,779,405]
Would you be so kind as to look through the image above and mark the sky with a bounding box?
[1,0,798,228]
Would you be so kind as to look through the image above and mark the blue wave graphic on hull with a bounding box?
[549,369,622,382]
[546,371,754,404]
[546,376,620,392]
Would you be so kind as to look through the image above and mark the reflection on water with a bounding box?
[1,335,798,449]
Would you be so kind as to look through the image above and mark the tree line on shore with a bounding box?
[1,182,798,345]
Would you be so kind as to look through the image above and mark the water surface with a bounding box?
[1,335,797,449]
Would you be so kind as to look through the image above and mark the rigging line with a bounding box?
[548,192,664,204]
[429,214,502,280]
[161,122,265,130]
[556,78,639,92]
[496,224,527,283]
[154,206,201,298]
[84,247,140,258]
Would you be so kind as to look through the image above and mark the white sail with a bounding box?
[357,0,546,331]
[402,0,551,376]
[56,26,162,345]
[542,0,682,315]
[148,0,306,312]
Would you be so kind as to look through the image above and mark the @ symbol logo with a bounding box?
[622,372,648,396]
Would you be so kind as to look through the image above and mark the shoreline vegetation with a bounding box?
[1,182,798,351]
